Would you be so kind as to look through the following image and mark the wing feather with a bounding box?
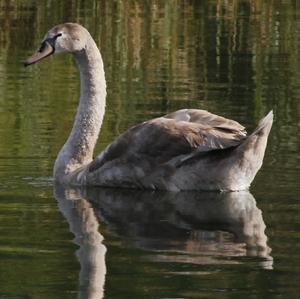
[165,109,246,134]
[88,109,247,173]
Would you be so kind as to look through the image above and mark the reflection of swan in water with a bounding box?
[54,184,273,298]
[54,185,106,299]
[85,188,272,263]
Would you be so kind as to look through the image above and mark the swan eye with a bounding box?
[38,33,63,52]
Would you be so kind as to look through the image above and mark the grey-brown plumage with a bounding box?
[84,109,273,191]
[89,109,247,172]
[25,23,273,191]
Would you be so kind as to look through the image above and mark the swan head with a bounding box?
[24,23,89,66]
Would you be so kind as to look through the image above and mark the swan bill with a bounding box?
[24,41,54,67]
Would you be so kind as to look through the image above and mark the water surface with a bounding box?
[0,1,299,298]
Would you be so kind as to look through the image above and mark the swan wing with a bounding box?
[165,109,246,133]
[88,110,247,173]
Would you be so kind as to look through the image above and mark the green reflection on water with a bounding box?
[0,1,299,298]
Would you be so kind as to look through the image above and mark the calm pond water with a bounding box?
[0,1,300,298]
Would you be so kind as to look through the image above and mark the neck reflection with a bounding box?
[54,185,107,299]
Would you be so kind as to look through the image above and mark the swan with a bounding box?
[25,23,273,191]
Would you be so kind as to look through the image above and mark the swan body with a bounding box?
[25,23,273,191]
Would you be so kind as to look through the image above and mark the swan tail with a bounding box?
[250,110,274,138]
[236,110,273,181]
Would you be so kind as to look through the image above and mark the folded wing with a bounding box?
[88,109,247,173]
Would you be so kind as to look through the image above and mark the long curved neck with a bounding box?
[54,38,106,179]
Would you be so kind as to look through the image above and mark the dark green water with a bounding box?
[0,1,299,298]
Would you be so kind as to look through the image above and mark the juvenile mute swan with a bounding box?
[25,23,273,191]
